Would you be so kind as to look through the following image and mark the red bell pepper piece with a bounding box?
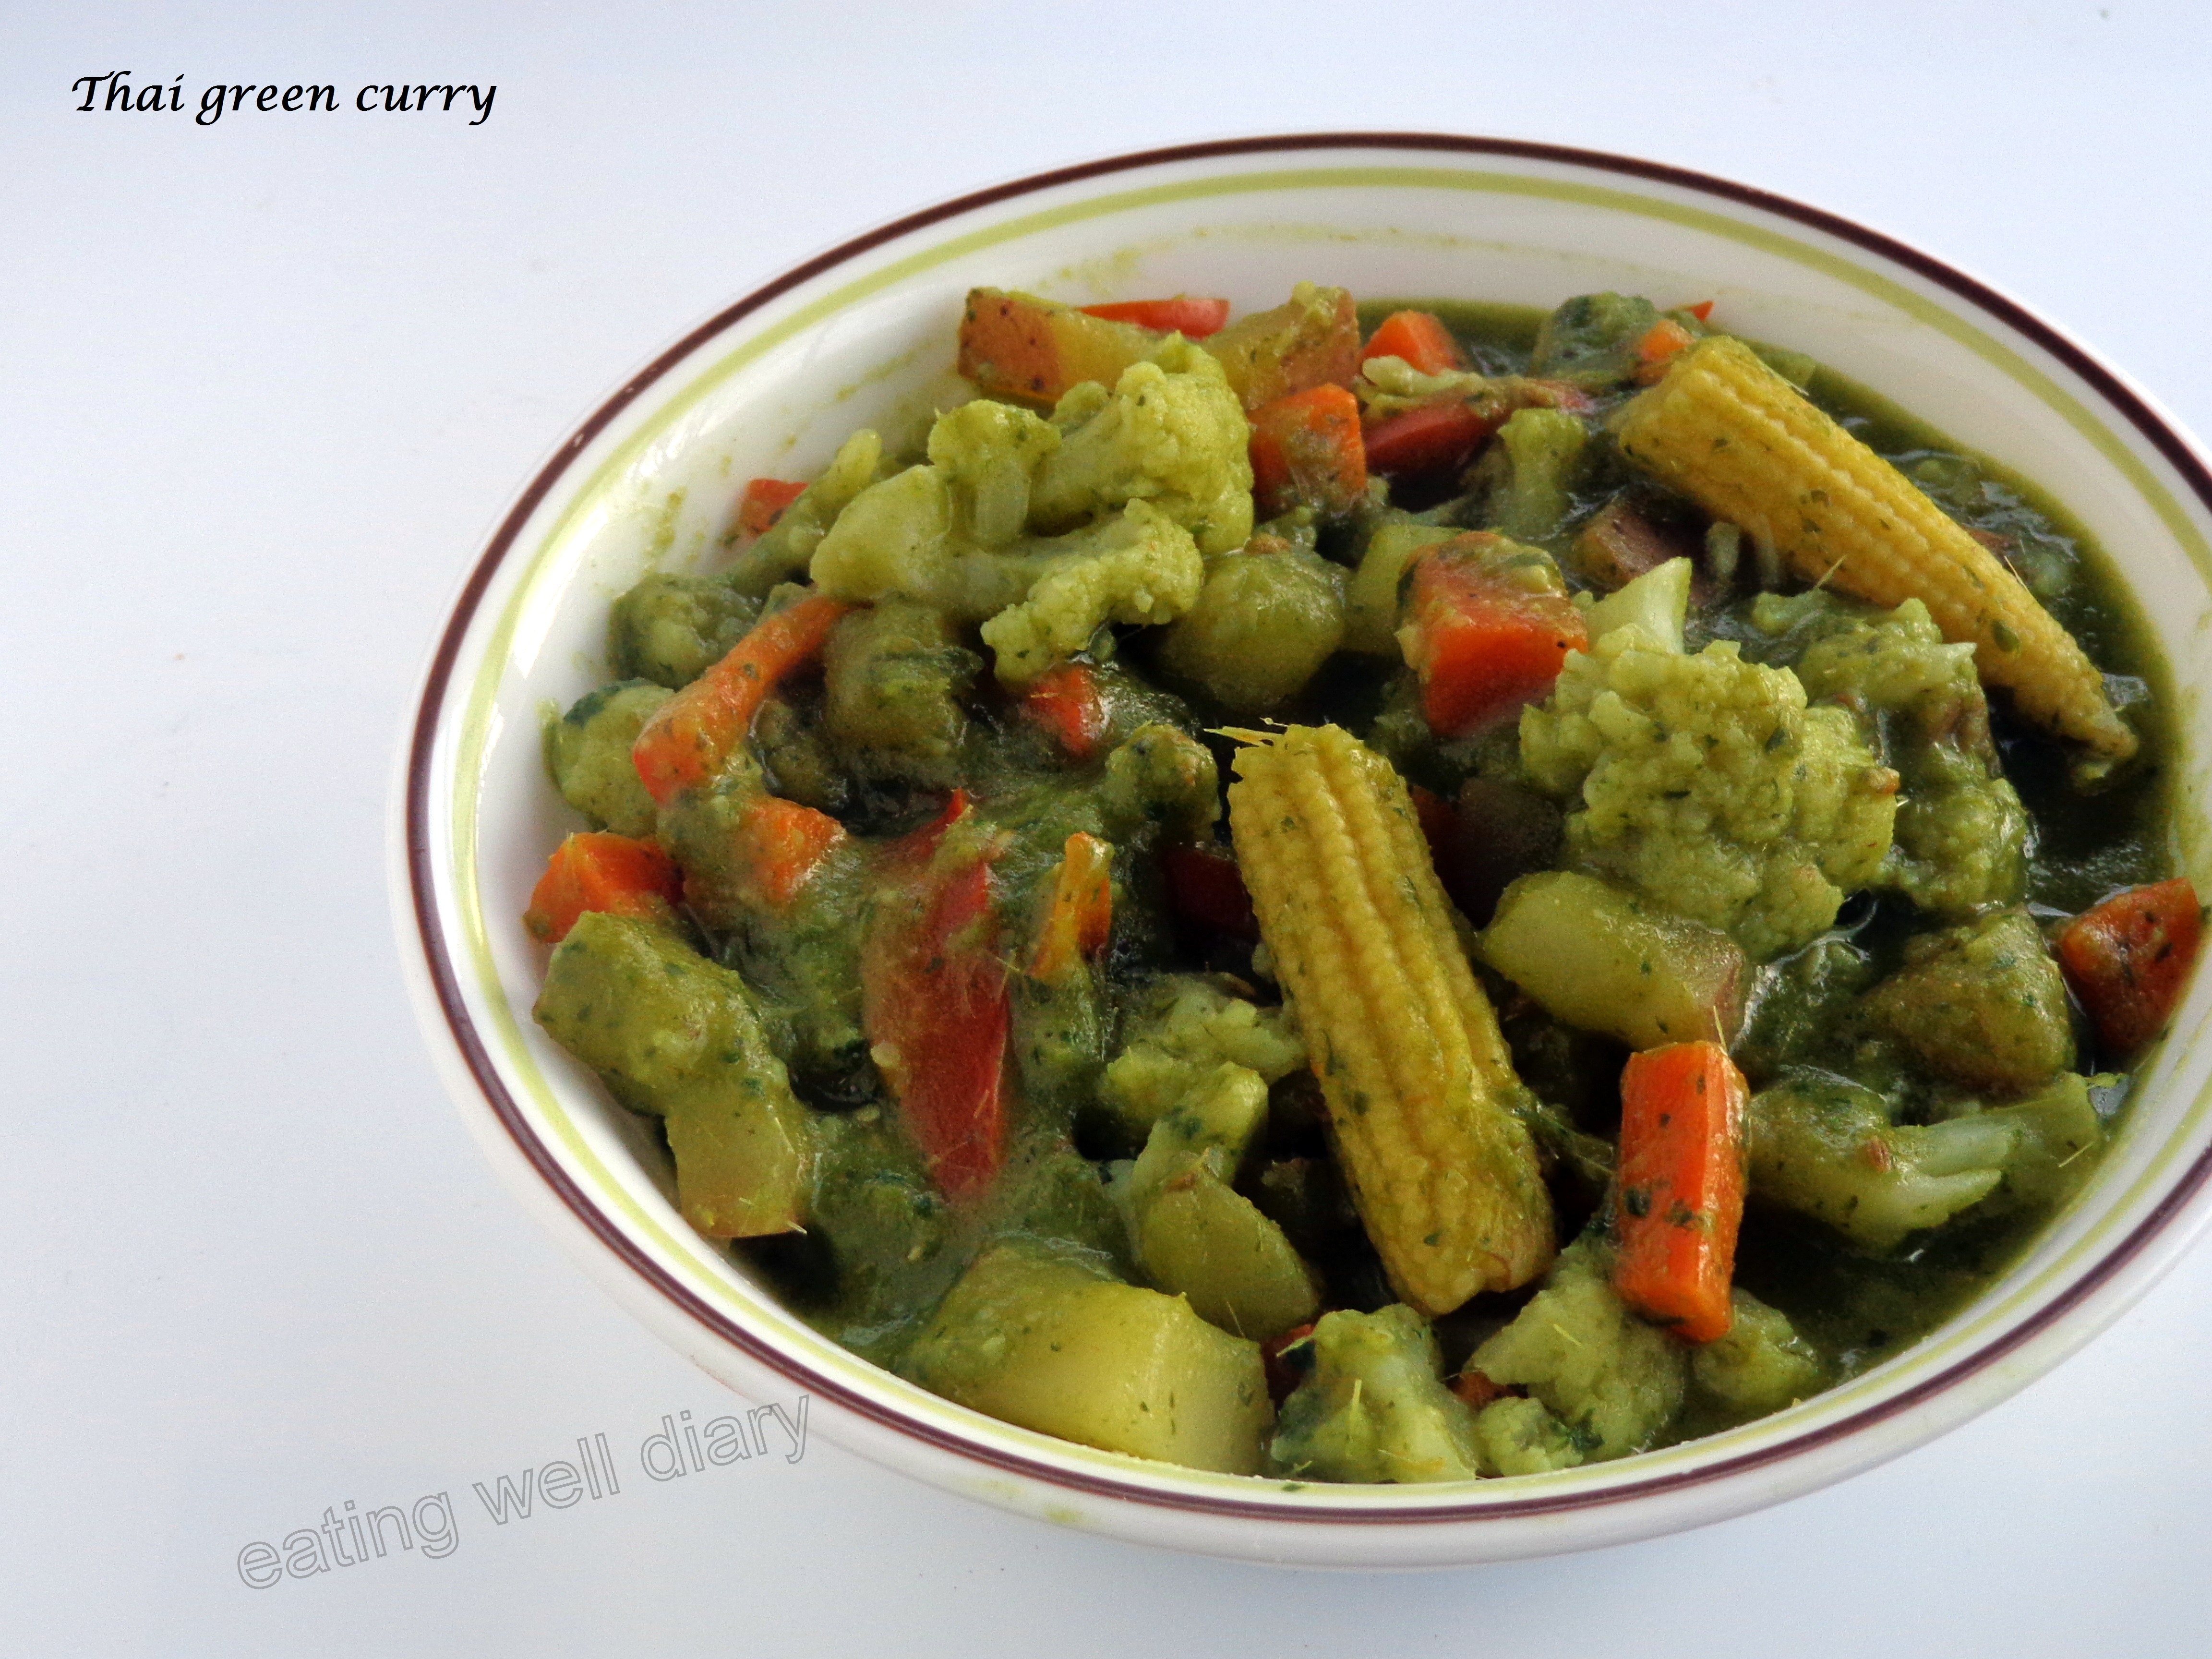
[1361,402,1498,479]
[1021,662,1108,760]
[1161,842,1258,941]
[735,477,808,541]
[1079,296,1232,338]
[861,793,1012,1202]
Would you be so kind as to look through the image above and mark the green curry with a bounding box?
[524,283,2196,1484]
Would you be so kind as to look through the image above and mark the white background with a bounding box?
[7,3,2211,1654]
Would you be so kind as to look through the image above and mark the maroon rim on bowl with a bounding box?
[405,131,2212,1525]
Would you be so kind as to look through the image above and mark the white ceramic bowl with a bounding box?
[395,134,2212,1567]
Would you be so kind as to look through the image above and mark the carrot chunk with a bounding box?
[1613,1041,1748,1344]
[1027,831,1115,983]
[631,593,851,805]
[1247,383,1368,517]
[1360,309,1465,376]
[1633,317,1698,385]
[524,832,683,944]
[722,796,847,911]
[734,477,808,541]
[2058,878,2205,1056]
[1685,300,1716,322]
[1398,537,1587,736]
[1020,662,1108,759]
[861,793,1012,1202]
[1361,402,1499,479]
[1079,295,1232,338]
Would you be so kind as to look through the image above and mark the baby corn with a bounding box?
[1226,724,1556,1312]
[1616,336,2136,763]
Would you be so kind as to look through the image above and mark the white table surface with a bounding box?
[8,3,2211,1652]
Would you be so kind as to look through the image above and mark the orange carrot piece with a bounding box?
[1399,537,1588,736]
[1027,831,1115,983]
[735,477,808,541]
[861,794,1012,1203]
[724,796,847,911]
[1360,309,1465,376]
[631,593,852,805]
[1021,662,1108,759]
[1248,383,1368,517]
[1080,295,1232,338]
[1613,1041,1748,1344]
[1634,317,1698,385]
[2058,878,2205,1056]
[524,832,683,944]
[1361,402,1497,479]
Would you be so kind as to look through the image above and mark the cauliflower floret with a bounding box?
[1520,629,1899,960]
[925,398,1060,547]
[1099,974,1305,1139]
[1470,1239,1685,1462]
[811,467,1203,685]
[1747,1073,2019,1250]
[1690,1289,1825,1417]
[979,501,1203,684]
[725,428,885,596]
[1028,339,1254,555]
[807,366,1242,683]
[1778,595,2029,918]
[1267,1305,1483,1484]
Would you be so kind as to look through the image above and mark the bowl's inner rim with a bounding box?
[413,137,2212,1523]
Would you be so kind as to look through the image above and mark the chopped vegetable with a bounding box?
[1472,1239,1686,1461]
[1080,295,1232,337]
[2058,878,2204,1056]
[1746,1075,2015,1250]
[533,913,813,1238]
[1361,402,1497,480]
[1690,1289,1823,1417]
[900,1239,1272,1475]
[1268,1305,1482,1483]
[1397,533,1587,736]
[1482,870,1747,1049]
[1611,1042,1748,1343]
[1227,724,1556,1311]
[1617,336,2136,764]
[957,288,1163,406]
[722,795,847,910]
[1021,661,1109,759]
[1246,384,1368,518]
[1202,282,1361,410]
[1028,831,1115,983]
[1520,626,1899,961]
[1157,541,1347,713]
[546,680,671,837]
[1867,910,2075,1094]
[631,592,852,805]
[1360,309,1466,376]
[1632,316,1697,385]
[524,831,683,945]
[860,796,1012,1203]
[735,477,809,540]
